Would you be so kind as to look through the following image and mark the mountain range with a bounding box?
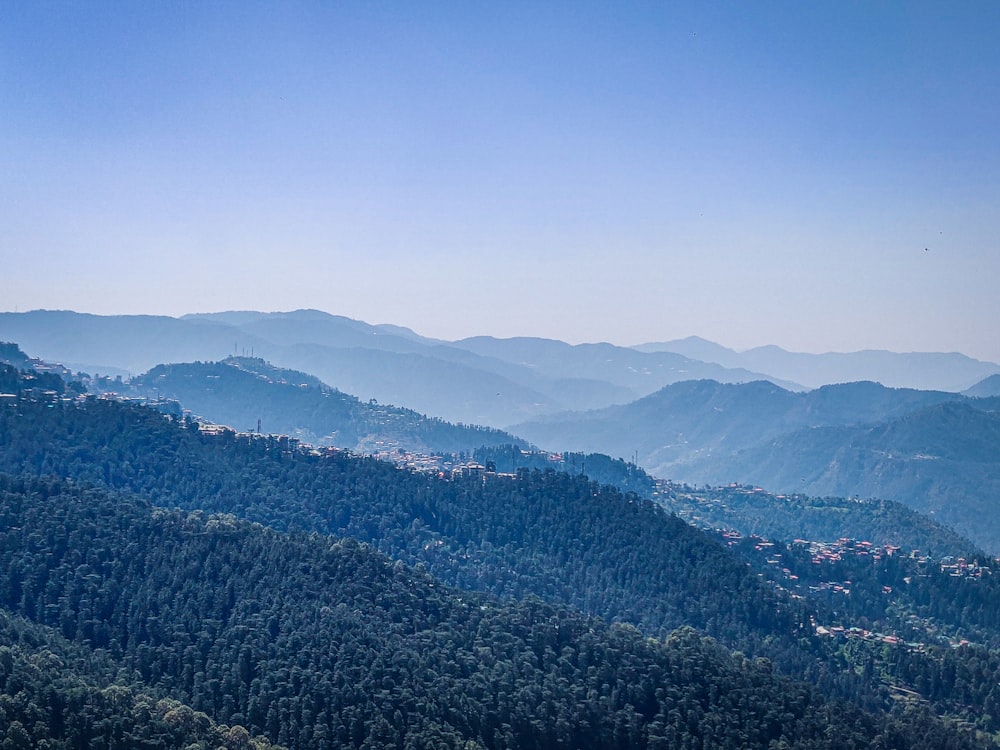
[0,310,794,426]
[4,308,999,548]
[8,337,985,555]
[5,309,998,429]
[2,332,1000,746]
[637,336,1000,392]
[513,380,1000,551]
[4,368,1000,740]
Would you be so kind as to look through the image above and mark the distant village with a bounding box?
[712,528,991,651]
[197,417,506,481]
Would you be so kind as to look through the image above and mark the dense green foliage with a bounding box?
[120,357,526,454]
[3,382,1000,744]
[669,483,1000,734]
[660,483,976,557]
[727,535,1000,734]
[0,398,814,663]
[0,475,985,750]
[0,342,32,370]
[0,362,68,398]
[0,608,281,750]
[736,538,1000,649]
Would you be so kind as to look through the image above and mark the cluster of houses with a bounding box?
[716,530,996,654]
[938,555,991,579]
[0,382,84,406]
[790,537,903,565]
[371,448,516,482]
[193,423,506,483]
[812,623,930,650]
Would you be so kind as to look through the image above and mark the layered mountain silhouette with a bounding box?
[514,381,1000,551]
[4,308,998,549]
[0,310,801,426]
[636,336,1000,392]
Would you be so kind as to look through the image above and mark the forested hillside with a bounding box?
[0,342,32,370]
[2,379,1000,743]
[120,357,525,454]
[727,532,1000,735]
[512,379,960,474]
[0,605,281,749]
[0,475,984,750]
[0,397,816,667]
[0,361,69,397]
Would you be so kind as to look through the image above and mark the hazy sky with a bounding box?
[3,2,999,361]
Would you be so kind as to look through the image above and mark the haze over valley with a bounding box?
[3,309,999,555]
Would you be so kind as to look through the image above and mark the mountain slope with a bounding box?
[513,379,959,473]
[965,373,1000,398]
[189,311,640,411]
[658,482,978,557]
[0,310,270,375]
[184,308,442,351]
[2,383,999,740]
[682,401,1000,551]
[1,474,973,750]
[0,396,814,658]
[0,606,282,750]
[514,380,1000,550]
[124,357,525,453]
[455,335,804,393]
[274,342,566,425]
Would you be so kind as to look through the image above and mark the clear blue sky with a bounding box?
[3,2,999,361]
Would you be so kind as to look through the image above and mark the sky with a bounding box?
[2,2,999,362]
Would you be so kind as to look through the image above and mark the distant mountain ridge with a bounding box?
[4,311,995,547]
[3,311,994,404]
[635,337,1000,392]
[0,310,802,426]
[514,380,1000,552]
[965,373,1000,398]
[453,335,805,394]
[514,379,960,469]
[682,399,1000,550]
